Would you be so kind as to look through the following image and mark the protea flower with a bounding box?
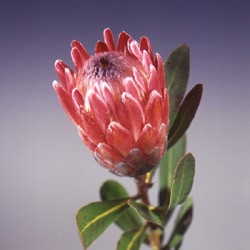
[53,28,169,177]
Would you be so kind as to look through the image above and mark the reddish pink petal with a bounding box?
[72,88,84,111]
[128,38,142,61]
[55,60,75,91]
[106,121,135,157]
[78,126,96,152]
[142,50,152,76]
[71,47,83,71]
[94,143,124,171]
[94,154,113,171]
[122,92,145,141]
[145,90,163,128]
[155,53,165,92]
[155,123,167,155]
[80,109,106,145]
[55,60,67,89]
[53,81,80,125]
[133,67,147,93]
[122,77,140,101]
[103,28,116,51]
[87,91,110,133]
[147,147,161,166]
[117,31,130,52]
[99,82,117,115]
[135,124,157,154]
[112,164,133,176]
[122,148,157,176]
[95,41,109,53]
[123,149,147,173]
[115,101,128,129]
[71,40,89,62]
[148,65,161,93]
[64,68,76,93]
[140,36,154,63]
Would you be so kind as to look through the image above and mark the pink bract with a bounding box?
[53,28,169,176]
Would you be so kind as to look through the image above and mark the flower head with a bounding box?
[53,28,169,176]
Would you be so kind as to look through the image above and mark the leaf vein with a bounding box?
[127,226,145,250]
[80,201,127,235]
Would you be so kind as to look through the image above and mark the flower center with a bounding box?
[83,51,132,83]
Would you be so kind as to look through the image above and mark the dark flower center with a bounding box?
[83,51,132,82]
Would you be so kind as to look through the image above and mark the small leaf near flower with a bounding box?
[117,225,147,250]
[76,199,129,249]
[168,84,203,149]
[100,180,142,231]
[163,197,193,249]
[164,43,190,128]
[128,200,163,228]
[159,135,186,207]
[169,153,195,209]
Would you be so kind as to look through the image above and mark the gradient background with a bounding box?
[0,0,249,249]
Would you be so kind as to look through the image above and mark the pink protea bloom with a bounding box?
[53,28,169,177]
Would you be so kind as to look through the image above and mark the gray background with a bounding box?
[0,0,249,249]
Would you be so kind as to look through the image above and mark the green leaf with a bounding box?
[76,199,128,249]
[165,44,190,128]
[168,84,203,149]
[169,153,195,209]
[128,200,163,228]
[100,180,142,231]
[117,226,147,250]
[164,197,193,249]
[159,135,186,207]
[100,180,129,200]
[176,197,193,227]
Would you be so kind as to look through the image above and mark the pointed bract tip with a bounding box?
[52,80,60,89]
[103,27,111,33]
[103,28,112,39]
[54,59,62,67]
[71,40,77,47]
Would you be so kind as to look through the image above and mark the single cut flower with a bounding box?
[53,28,169,176]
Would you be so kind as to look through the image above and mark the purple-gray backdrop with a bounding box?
[0,0,249,249]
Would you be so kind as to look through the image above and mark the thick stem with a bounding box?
[134,175,161,250]
[135,175,150,205]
